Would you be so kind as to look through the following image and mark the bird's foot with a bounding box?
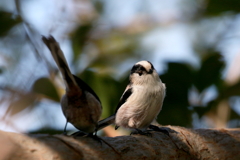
[63,131,68,136]
[130,129,152,137]
[86,133,103,144]
[71,131,100,141]
[148,125,170,136]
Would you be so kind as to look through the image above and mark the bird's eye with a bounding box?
[148,69,153,74]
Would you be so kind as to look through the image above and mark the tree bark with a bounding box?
[0,126,240,160]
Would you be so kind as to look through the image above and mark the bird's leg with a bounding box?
[94,127,99,136]
[71,125,99,139]
[148,124,169,136]
[63,120,68,135]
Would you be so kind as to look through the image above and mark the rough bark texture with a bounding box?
[0,126,240,160]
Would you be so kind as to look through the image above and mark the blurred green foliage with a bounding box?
[0,0,240,134]
[79,70,129,117]
[32,77,60,102]
[159,62,193,126]
[0,11,22,37]
[158,51,240,126]
[194,52,224,92]
[71,24,93,62]
[205,0,240,15]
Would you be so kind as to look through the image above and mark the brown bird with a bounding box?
[42,36,102,135]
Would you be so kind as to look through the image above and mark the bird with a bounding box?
[42,35,102,135]
[97,60,166,135]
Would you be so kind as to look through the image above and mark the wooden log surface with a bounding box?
[0,126,240,160]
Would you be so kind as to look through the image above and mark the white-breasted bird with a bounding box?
[97,60,166,135]
[42,36,102,135]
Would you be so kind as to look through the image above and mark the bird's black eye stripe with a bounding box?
[140,66,145,71]
[132,65,139,71]
[131,64,146,72]
[148,69,153,74]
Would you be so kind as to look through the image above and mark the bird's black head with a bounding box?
[131,61,154,76]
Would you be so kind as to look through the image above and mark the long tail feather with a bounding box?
[42,36,77,89]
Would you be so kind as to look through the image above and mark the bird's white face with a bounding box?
[131,61,154,75]
[135,61,153,73]
[130,60,160,85]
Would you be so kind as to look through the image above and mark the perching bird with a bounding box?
[97,60,166,135]
[42,36,102,135]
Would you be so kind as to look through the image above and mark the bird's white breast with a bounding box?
[115,82,165,129]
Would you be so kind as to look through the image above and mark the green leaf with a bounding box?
[158,62,194,126]
[71,24,92,62]
[157,103,192,126]
[93,0,104,14]
[229,107,240,120]
[220,81,240,99]
[0,11,22,37]
[194,51,224,92]
[161,62,193,106]
[0,66,4,74]
[194,105,212,118]
[205,0,240,15]
[32,77,60,102]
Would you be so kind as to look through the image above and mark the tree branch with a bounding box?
[0,126,240,160]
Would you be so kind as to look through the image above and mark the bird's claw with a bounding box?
[130,129,152,137]
[148,125,170,136]
[87,133,103,144]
